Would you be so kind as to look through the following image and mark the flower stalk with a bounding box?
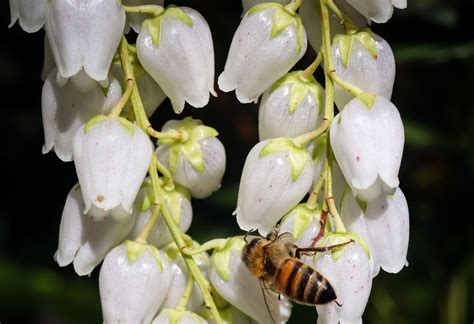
[300,51,323,82]
[181,239,228,256]
[108,78,134,118]
[176,274,194,311]
[135,202,161,244]
[284,0,304,14]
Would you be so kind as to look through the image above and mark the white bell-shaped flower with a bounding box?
[123,0,164,33]
[241,0,288,15]
[153,309,208,324]
[258,71,324,140]
[111,63,166,118]
[279,203,322,247]
[210,237,292,323]
[346,0,407,23]
[99,241,172,323]
[137,6,215,114]
[156,118,226,199]
[9,0,48,33]
[340,187,409,277]
[45,0,125,84]
[332,30,395,110]
[129,180,193,248]
[304,238,372,324]
[54,184,135,276]
[235,138,313,236]
[73,116,153,222]
[330,96,404,202]
[42,35,55,81]
[300,0,367,53]
[42,69,122,162]
[218,3,307,103]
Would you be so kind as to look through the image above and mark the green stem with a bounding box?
[292,119,329,147]
[325,164,346,232]
[176,274,194,311]
[325,0,357,33]
[155,158,175,191]
[306,158,328,209]
[135,202,161,244]
[284,0,304,14]
[300,51,323,82]
[108,78,134,118]
[181,239,227,256]
[122,4,164,16]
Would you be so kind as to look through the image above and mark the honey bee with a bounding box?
[241,226,352,312]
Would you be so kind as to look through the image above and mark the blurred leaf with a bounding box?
[404,119,440,148]
[393,41,474,63]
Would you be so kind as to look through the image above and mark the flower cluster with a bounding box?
[10,0,409,322]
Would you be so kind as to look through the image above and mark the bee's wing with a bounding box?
[259,279,292,324]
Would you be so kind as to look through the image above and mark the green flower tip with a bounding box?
[356,92,376,109]
[282,203,322,240]
[84,115,135,135]
[270,71,323,114]
[84,115,108,133]
[211,236,245,282]
[248,3,304,53]
[259,138,310,181]
[125,240,164,271]
[321,232,371,262]
[311,132,327,161]
[143,6,192,47]
[159,309,204,324]
[334,29,379,67]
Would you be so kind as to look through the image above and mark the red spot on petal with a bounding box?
[356,155,360,161]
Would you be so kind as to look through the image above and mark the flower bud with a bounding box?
[99,241,172,323]
[341,187,409,277]
[330,96,404,202]
[279,203,322,247]
[258,71,324,140]
[304,236,372,324]
[156,118,226,199]
[137,6,215,113]
[218,3,307,103]
[210,237,292,323]
[73,116,153,221]
[332,30,395,110]
[153,309,208,324]
[346,0,407,23]
[55,184,135,276]
[235,138,313,236]
[45,0,125,83]
[42,69,122,162]
[9,0,47,33]
[300,0,367,53]
[130,180,193,248]
[123,0,164,33]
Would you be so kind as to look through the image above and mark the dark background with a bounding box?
[1,0,473,323]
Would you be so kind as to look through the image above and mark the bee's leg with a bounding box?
[244,229,257,242]
[334,300,343,307]
[295,240,354,259]
[278,294,282,301]
[267,223,281,240]
[310,210,328,248]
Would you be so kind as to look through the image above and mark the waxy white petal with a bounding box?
[100,242,172,323]
[236,140,313,236]
[55,185,135,276]
[330,96,404,201]
[306,244,372,324]
[41,69,122,162]
[346,0,406,23]
[333,32,395,110]
[73,117,153,221]
[9,0,48,33]
[210,249,292,323]
[153,310,208,324]
[137,7,215,113]
[218,5,307,103]
[45,0,125,82]
[279,204,322,247]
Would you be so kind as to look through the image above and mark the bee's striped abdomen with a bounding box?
[276,259,337,305]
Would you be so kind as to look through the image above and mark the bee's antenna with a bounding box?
[244,229,256,242]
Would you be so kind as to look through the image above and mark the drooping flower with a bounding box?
[54,184,135,276]
[340,187,409,277]
[332,30,395,110]
[8,0,48,33]
[45,0,125,85]
[153,309,208,324]
[346,0,407,23]
[304,234,372,324]
[258,71,324,140]
[129,179,193,248]
[218,3,307,103]
[99,241,172,323]
[279,203,322,247]
[156,118,226,199]
[299,0,367,53]
[210,237,292,323]
[123,0,164,33]
[330,95,404,202]
[235,138,313,236]
[42,69,122,162]
[137,6,215,113]
[73,116,153,222]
